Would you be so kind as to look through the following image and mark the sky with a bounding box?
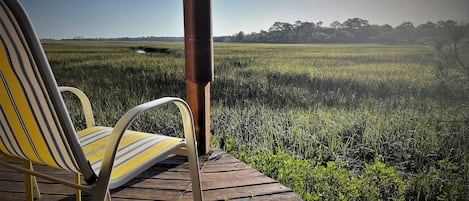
[18,0,469,39]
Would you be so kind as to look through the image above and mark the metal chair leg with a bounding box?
[24,160,34,201]
[187,149,203,201]
[75,173,82,201]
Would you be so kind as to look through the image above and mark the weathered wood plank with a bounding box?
[201,169,262,182]
[202,162,251,173]
[231,192,303,201]
[0,192,82,201]
[142,169,192,181]
[112,187,183,200]
[0,180,25,193]
[0,192,27,201]
[0,171,24,181]
[123,178,191,190]
[205,155,241,165]
[180,183,294,201]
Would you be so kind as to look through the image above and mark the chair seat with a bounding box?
[77,126,184,189]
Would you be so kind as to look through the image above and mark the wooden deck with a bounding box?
[0,149,301,201]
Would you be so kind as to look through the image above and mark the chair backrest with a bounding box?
[0,0,96,182]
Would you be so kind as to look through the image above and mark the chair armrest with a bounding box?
[94,97,199,200]
[58,86,95,128]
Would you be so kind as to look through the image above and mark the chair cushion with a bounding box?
[77,126,184,189]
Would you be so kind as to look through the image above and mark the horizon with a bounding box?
[19,0,469,39]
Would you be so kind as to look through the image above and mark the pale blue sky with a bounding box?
[19,0,469,39]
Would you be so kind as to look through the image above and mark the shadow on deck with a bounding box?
[0,149,301,201]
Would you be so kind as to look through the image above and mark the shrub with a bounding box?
[225,146,406,201]
[359,158,406,200]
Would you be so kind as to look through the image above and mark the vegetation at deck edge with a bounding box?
[45,41,469,200]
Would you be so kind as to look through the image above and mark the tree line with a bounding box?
[230,18,468,44]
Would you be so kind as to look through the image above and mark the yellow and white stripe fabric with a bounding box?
[78,126,184,189]
[0,2,80,172]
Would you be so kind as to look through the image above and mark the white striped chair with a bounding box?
[0,0,203,200]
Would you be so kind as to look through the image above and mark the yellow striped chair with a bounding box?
[0,0,203,200]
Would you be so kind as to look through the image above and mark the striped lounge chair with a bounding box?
[0,0,203,200]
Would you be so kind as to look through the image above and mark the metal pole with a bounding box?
[183,0,213,155]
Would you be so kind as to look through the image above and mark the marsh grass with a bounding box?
[45,40,469,200]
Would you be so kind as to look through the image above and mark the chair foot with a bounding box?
[33,175,41,199]
[75,173,81,201]
[187,150,203,201]
[24,160,40,201]
[105,191,111,201]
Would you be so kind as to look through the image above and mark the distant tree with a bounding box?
[311,32,329,42]
[437,20,458,28]
[355,24,384,42]
[331,30,355,43]
[233,31,245,42]
[340,18,370,42]
[316,21,323,28]
[228,18,465,45]
[374,24,395,43]
[418,21,437,29]
[72,36,85,40]
[342,18,370,31]
[394,22,418,43]
[269,22,293,32]
[416,21,438,43]
[268,22,295,43]
[292,21,317,43]
[432,22,469,90]
[330,21,343,29]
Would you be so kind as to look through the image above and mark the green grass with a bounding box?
[44,40,469,200]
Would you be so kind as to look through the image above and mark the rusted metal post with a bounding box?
[183,0,213,155]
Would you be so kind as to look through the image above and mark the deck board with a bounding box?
[0,149,301,200]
